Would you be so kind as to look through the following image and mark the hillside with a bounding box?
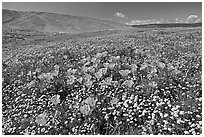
[128,22,202,28]
[2,9,126,33]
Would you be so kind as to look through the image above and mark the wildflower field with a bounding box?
[2,27,202,135]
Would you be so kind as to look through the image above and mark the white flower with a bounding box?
[54,64,60,70]
[164,113,168,118]
[104,114,109,120]
[177,118,182,124]
[179,111,184,115]
[123,101,129,108]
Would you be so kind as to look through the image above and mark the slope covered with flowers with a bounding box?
[2,28,202,135]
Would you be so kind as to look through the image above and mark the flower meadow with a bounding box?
[2,28,202,135]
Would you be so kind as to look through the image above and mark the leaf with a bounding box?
[50,94,60,105]
[35,112,48,126]
[122,80,134,88]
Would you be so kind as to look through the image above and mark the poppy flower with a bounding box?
[157,61,165,69]
[83,97,97,109]
[110,97,119,106]
[66,75,76,84]
[101,77,112,86]
[84,80,93,88]
[35,111,48,126]
[80,104,91,115]
[27,80,36,89]
[83,73,92,81]
[122,80,134,88]
[50,94,60,105]
[95,68,107,79]
[80,97,96,116]
[38,73,54,81]
[119,69,131,77]
[140,62,149,70]
[103,63,115,70]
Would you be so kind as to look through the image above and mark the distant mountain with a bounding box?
[2,9,126,33]
[128,23,202,28]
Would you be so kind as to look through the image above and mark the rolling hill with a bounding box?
[128,22,202,28]
[2,9,126,33]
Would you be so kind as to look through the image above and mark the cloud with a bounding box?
[186,15,200,23]
[125,19,161,25]
[114,12,126,18]
[195,18,201,23]
[126,18,185,25]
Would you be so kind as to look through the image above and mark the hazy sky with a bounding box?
[2,2,202,25]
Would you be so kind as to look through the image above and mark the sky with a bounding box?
[2,2,202,25]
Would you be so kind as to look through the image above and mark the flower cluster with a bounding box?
[2,28,202,135]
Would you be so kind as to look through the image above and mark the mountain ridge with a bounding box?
[2,9,127,33]
[128,22,202,28]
